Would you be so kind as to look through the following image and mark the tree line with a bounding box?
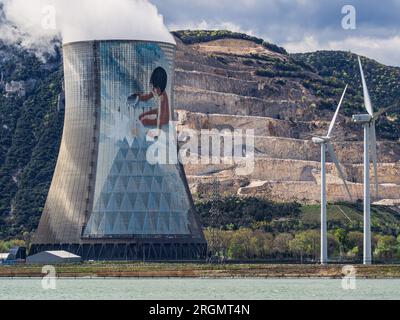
[205,227,400,263]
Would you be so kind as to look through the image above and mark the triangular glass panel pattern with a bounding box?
[84,129,191,237]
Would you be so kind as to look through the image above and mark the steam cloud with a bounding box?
[0,0,175,58]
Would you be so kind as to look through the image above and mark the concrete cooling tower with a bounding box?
[30,40,207,260]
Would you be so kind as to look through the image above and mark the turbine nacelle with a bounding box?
[352,114,372,124]
[312,136,330,144]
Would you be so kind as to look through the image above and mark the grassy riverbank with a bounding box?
[1,263,400,279]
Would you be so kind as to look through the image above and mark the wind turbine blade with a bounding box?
[373,102,400,121]
[327,85,348,138]
[327,142,352,201]
[369,123,379,198]
[358,56,374,116]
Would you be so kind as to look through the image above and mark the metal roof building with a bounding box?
[27,251,81,264]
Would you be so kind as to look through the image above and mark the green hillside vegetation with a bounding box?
[293,51,400,140]
[244,48,399,140]
[0,43,63,239]
[198,196,400,261]
[252,55,367,119]
[203,228,400,262]
[196,196,400,236]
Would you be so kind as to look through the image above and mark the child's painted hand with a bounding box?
[129,93,139,99]
[128,93,139,102]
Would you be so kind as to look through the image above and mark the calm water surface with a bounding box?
[0,278,399,300]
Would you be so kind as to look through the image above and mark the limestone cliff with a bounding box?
[173,36,400,204]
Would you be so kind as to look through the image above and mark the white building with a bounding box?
[0,253,10,264]
[26,251,81,264]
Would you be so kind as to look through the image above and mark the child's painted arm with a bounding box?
[158,95,170,126]
[139,92,154,102]
[129,92,154,102]
[141,118,158,126]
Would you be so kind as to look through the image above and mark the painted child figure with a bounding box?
[129,67,170,131]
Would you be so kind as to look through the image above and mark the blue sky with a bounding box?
[151,0,400,66]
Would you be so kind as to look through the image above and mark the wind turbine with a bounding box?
[312,85,352,265]
[352,56,398,265]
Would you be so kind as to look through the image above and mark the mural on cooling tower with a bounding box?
[83,41,191,237]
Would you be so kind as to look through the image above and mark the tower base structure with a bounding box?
[30,241,207,261]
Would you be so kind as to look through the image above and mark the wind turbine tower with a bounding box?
[352,56,389,265]
[312,85,352,265]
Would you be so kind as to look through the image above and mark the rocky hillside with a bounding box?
[293,50,400,140]
[172,31,400,206]
[0,30,399,239]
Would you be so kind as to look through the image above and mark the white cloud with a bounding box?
[0,0,175,58]
[283,36,320,53]
[168,20,256,37]
[153,0,400,66]
[284,35,400,66]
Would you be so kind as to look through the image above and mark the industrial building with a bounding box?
[30,40,207,261]
[0,247,26,264]
[27,251,81,264]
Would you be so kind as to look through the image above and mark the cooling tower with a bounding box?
[30,40,207,260]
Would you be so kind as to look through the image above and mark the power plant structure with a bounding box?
[30,39,207,261]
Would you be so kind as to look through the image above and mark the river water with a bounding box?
[1,278,399,300]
